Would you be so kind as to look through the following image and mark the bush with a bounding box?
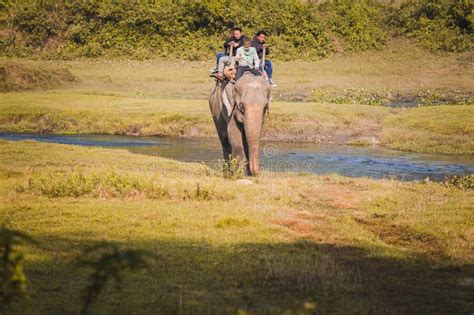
[390,0,473,52]
[0,0,333,60]
[0,226,37,311]
[321,0,387,51]
[444,175,474,190]
[27,170,170,199]
[1,0,472,59]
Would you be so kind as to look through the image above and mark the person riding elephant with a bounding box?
[211,28,232,74]
[235,38,261,81]
[250,31,276,86]
[214,27,247,80]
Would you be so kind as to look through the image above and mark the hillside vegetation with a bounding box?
[0,0,472,60]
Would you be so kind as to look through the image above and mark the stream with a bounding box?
[1,133,472,181]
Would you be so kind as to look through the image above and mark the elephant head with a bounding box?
[233,75,271,176]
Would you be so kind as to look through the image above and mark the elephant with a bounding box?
[209,73,271,176]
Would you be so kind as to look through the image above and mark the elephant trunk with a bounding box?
[244,106,264,176]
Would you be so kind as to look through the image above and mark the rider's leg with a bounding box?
[250,68,262,76]
[217,56,229,74]
[265,60,273,79]
[235,66,248,81]
[216,52,226,66]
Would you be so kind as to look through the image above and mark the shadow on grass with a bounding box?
[20,234,474,314]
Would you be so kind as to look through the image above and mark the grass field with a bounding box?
[1,140,473,313]
[1,40,473,313]
[1,91,473,154]
[3,39,473,101]
[1,39,473,154]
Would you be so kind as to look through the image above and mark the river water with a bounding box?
[1,133,472,181]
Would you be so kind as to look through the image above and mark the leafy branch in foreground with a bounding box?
[76,242,152,315]
[0,226,37,311]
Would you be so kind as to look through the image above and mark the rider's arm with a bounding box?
[235,47,242,62]
[223,38,232,50]
[253,49,260,69]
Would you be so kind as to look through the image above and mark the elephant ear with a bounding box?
[232,88,245,123]
[221,83,235,122]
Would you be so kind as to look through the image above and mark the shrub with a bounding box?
[390,0,473,52]
[0,0,333,60]
[182,183,214,201]
[27,170,170,199]
[1,0,471,59]
[218,156,244,180]
[310,87,392,105]
[28,170,99,198]
[321,0,387,51]
[444,175,474,190]
[0,226,37,311]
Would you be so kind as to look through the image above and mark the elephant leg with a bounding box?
[212,116,231,160]
[228,115,249,175]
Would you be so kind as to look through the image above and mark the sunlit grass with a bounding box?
[1,91,473,154]
[1,39,473,154]
[1,140,472,313]
[3,39,472,100]
[381,105,474,154]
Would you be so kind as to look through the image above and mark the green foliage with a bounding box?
[214,217,250,229]
[182,183,213,201]
[28,169,100,197]
[2,0,471,59]
[27,169,170,199]
[390,0,473,52]
[26,170,228,200]
[444,175,474,190]
[219,155,245,180]
[311,87,474,106]
[321,0,387,51]
[0,0,333,60]
[416,89,474,105]
[311,87,392,105]
[0,226,36,310]
[76,242,151,315]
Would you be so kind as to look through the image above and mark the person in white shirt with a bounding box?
[234,38,261,81]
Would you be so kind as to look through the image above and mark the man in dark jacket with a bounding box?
[251,30,276,86]
[211,27,247,79]
[223,26,247,56]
